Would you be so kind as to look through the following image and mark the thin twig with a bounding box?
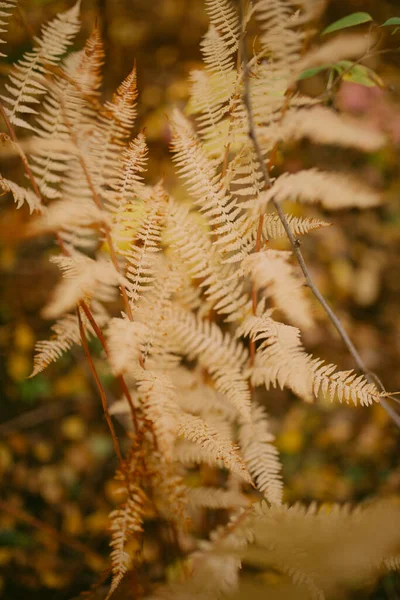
[77,308,123,462]
[0,499,104,566]
[240,13,399,426]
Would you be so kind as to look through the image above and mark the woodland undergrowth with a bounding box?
[1,0,400,599]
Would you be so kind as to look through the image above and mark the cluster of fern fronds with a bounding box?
[1,0,400,598]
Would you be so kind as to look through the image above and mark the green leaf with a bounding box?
[297,64,333,80]
[343,65,380,87]
[381,17,400,27]
[322,12,373,36]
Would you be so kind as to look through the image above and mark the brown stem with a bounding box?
[240,12,399,426]
[0,500,103,566]
[80,301,140,432]
[250,214,264,366]
[77,308,123,462]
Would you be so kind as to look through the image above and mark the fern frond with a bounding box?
[134,368,179,461]
[168,308,251,421]
[30,314,81,377]
[297,32,374,74]
[188,487,250,510]
[178,413,252,483]
[107,133,147,224]
[0,175,43,213]
[165,199,250,321]
[106,317,149,375]
[243,249,314,329]
[92,65,138,196]
[276,106,386,151]
[30,26,105,199]
[256,168,381,213]
[255,0,305,72]
[107,474,146,600]
[124,182,167,307]
[239,404,283,505]
[239,313,313,402]
[311,359,383,406]
[170,110,249,263]
[205,0,240,53]
[0,0,16,57]
[42,252,122,319]
[262,213,331,240]
[1,1,81,130]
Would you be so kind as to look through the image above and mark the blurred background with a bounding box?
[0,0,400,598]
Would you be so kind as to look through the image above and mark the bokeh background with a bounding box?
[1,0,400,598]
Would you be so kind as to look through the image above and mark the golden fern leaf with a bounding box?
[241,499,400,599]
[1,1,81,130]
[42,251,123,319]
[30,314,81,377]
[107,473,146,600]
[205,0,240,53]
[92,65,138,196]
[124,183,168,308]
[106,317,149,375]
[256,168,381,212]
[170,110,250,263]
[254,0,305,72]
[239,313,313,402]
[178,413,252,483]
[311,359,383,406]
[0,0,16,57]
[0,175,43,213]
[166,199,250,321]
[239,404,283,505]
[242,249,314,329]
[30,26,105,200]
[107,133,148,229]
[168,307,251,421]
[30,301,108,377]
[262,213,331,240]
[276,106,386,151]
[188,487,250,510]
[134,368,179,461]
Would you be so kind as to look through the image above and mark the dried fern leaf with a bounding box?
[134,368,179,461]
[106,317,149,375]
[91,65,138,198]
[0,175,43,213]
[239,313,313,402]
[188,487,250,510]
[30,314,81,377]
[170,110,250,263]
[297,32,374,74]
[243,249,314,329]
[255,0,305,74]
[276,106,386,151]
[262,213,331,240]
[168,308,251,421]
[1,1,81,130]
[30,26,105,200]
[178,413,252,483]
[124,182,167,307]
[239,404,283,505]
[205,0,240,54]
[107,471,146,600]
[256,168,381,212]
[42,252,123,320]
[0,0,16,57]
[241,499,400,599]
[311,359,383,406]
[166,199,250,321]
